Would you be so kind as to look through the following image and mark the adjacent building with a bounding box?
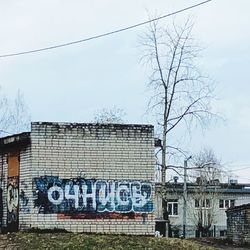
[0,122,155,234]
[155,180,250,238]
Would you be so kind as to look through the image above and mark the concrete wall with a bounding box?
[19,122,155,234]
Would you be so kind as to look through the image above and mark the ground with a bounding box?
[190,238,249,250]
[0,233,249,250]
[0,232,219,250]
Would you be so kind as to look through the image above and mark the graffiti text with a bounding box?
[34,176,153,214]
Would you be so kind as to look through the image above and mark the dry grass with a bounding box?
[0,232,220,250]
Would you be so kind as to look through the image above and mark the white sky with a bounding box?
[0,0,250,182]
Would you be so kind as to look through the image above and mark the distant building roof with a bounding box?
[164,182,250,194]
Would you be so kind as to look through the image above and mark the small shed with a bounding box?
[0,122,155,234]
[226,203,250,245]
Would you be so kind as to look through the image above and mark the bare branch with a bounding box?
[93,106,126,124]
[0,87,30,137]
[140,17,218,185]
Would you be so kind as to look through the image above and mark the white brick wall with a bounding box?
[18,122,155,234]
[19,146,32,230]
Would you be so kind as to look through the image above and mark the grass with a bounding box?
[2,232,219,250]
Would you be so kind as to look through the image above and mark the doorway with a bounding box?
[7,152,20,232]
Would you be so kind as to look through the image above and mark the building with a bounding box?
[0,122,155,234]
[155,180,250,238]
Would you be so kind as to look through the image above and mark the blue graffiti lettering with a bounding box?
[33,176,153,214]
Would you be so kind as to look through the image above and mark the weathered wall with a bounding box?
[22,122,155,234]
[0,152,7,231]
[0,143,31,232]
[19,146,32,230]
[226,204,250,245]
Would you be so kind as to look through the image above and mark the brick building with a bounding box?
[226,203,250,245]
[0,122,155,234]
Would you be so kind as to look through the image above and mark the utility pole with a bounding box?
[183,156,191,238]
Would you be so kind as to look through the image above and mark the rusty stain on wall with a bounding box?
[57,212,142,220]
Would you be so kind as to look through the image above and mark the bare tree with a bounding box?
[0,88,30,137]
[189,148,224,237]
[93,106,126,124]
[140,19,215,184]
[0,87,10,135]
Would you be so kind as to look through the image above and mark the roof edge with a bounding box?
[31,121,154,128]
[0,132,31,150]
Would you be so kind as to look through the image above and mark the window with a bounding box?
[167,200,178,216]
[219,199,235,209]
[195,199,211,208]
[205,199,210,208]
[219,199,224,208]
[230,200,235,208]
[195,199,199,208]
[220,230,227,237]
[225,200,229,208]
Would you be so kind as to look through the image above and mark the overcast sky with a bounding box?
[0,0,250,182]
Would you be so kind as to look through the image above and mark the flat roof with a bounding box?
[164,182,250,194]
[32,121,154,129]
[0,132,30,151]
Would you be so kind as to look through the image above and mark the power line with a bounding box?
[226,163,250,168]
[0,0,212,58]
[223,164,250,172]
[0,129,12,135]
[228,166,250,172]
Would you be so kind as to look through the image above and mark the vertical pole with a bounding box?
[162,136,166,184]
[183,159,187,238]
[0,154,3,231]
